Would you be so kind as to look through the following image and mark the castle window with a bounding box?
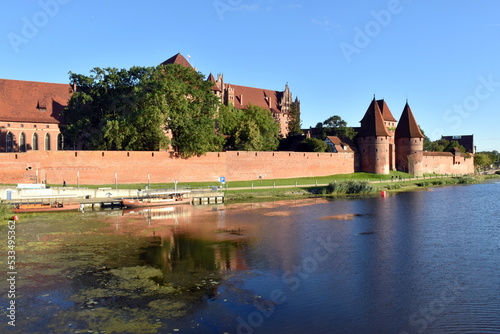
[44,133,51,151]
[20,124,24,128]
[32,133,39,150]
[57,133,64,150]
[6,132,14,152]
[19,132,26,152]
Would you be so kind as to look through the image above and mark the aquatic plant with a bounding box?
[326,180,375,195]
[455,176,480,184]
[0,203,12,219]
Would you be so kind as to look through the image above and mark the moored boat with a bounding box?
[13,202,81,213]
[122,191,191,208]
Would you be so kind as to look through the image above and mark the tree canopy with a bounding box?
[287,97,302,136]
[424,138,467,154]
[62,64,223,157]
[217,104,281,151]
[474,151,499,170]
[313,115,357,140]
[296,137,327,152]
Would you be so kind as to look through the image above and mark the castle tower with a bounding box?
[225,85,235,106]
[357,97,392,174]
[207,73,222,99]
[395,101,424,173]
[376,99,398,170]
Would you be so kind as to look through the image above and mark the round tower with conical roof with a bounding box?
[395,101,424,173]
[357,97,391,174]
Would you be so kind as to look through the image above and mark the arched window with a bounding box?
[44,133,51,151]
[19,132,26,152]
[6,132,14,152]
[57,133,64,150]
[32,133,39,151]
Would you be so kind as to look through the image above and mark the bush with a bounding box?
[384,184,402,190]
[455,176,479,184]
[297,138,327,152]
[0,203,12,219]
[326,180,375,195]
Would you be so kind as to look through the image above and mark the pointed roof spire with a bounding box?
[207,73,216,82]
[160,53,193,68]
[207,73,221,92]
[358,98,391,137]
[377,99,398,122]
[395,101,424,138]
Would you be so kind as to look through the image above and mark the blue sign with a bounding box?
[219,177,226,183]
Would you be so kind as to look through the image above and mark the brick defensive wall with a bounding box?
[0,151,355,185]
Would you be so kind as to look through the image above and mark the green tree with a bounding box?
[62,64,223,156]
[287,97,302,136]
[321,115,357,140]
[218,104,281,151]
[234,120,262,151]
[63,66,158,150]
[425,138,450,152]
[474,152,493,170]
[217,104,243,149]
[297,137,327,152]
[157,64,223,156]
[443,140,466,153]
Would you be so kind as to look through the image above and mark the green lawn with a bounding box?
[41,171,428,190]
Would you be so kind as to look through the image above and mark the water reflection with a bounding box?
[2,184,499,334]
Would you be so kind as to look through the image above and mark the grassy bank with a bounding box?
[4,172,499,204]
[223,174,499,202]
[43,171,413,190]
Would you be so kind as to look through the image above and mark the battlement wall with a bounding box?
[0,150,355,185]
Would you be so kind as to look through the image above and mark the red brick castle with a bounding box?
[355,97,473,175]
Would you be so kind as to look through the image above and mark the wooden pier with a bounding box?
[5,188,225,210]
[190,191,225,205]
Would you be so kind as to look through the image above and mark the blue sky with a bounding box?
[1,0,499,151]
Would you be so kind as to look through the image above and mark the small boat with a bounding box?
[122,191,192,208]
[13,201,81,213]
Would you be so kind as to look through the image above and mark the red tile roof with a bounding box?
[0,79,73,124]
[207,73,221,92]
[160,53,193,68]
[377,99,397,122]
[423,151,453,157]
[230,84,282,112]
[325,136,356,153]
[395,102,424,139]
[358,98,391,137]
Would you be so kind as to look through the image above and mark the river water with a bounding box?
[1,181,499,334]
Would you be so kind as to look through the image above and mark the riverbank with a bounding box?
[223,174,500,202]
[1,173,498,214]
